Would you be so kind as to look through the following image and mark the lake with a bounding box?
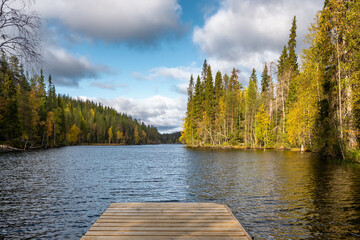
[1,145,360,239]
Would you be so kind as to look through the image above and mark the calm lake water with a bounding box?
[1,144,360,239]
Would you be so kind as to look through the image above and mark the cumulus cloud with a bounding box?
[149,66,199,81]
[90,82,128,90]
[132,65,200,95]
[133,65,200,81]
[173,83,188,95]
[42,47,110,86]
[36,0,184,43]
[193,0,323,73]
[81,95,186,133]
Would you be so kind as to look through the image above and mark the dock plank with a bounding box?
[82,237,250,240]
[81,203,252,240]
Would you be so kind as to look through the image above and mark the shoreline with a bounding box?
[185,144,360,163]
[0,142,178,153]
[185,144,309,152]
[0,145,24,153]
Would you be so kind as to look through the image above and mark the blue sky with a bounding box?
[33,0,323,133]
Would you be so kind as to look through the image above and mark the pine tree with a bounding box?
[261,63,270,94]
[255,104,270,147]
[204,65,215,144]
[201,59,208,82]
[192,75,204,144]
[0,73,21,140]
[214,71,223,102]
[180,75,195,145]
[245,69,258,147]
[47,75,56,111]
[134,125,140,144]
[287,16,298,74]
[213,71,224,144]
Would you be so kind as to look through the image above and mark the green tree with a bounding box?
[134,125,140,144]
[46,111,55,146]
[204,65,215,144]
[67,124,81,145]
[255,104,270,147]
[0,73,21,141]
[245,68,258,147]
[261,63,270,94]
[180,75,195,145]
[116,130,123,144]
[108,126,113,144]
[192,75,204,144]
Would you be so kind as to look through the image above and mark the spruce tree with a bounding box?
[204,65,214,122]
[0,73,21,141]
[287,16,298,74]
[192,75,204,143]
[201,59,208,82]
[214,71,223,101]
[204,66,215,144]
[246,69,258,146]
[261,63,270,94]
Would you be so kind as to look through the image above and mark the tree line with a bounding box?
[0,53,162,149]
[180,0,360,161]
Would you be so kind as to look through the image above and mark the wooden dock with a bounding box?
[81,202,252,240]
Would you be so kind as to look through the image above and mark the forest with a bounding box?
[0,53,162,149]
[180,0,360,161]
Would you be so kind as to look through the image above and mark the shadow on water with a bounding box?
[1,145,360,239]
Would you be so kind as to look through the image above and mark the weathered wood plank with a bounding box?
[89,227,243,231]
[106,208,228,212]
[96,220,239,224]
[109,203,225,208]
[92,222,241,227]
[98,216,234,220]
[84,231,246,236]
[82,236,250,240]
[102,212,231,216]
[81,203,252,240]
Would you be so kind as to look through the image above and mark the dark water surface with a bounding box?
[1,145,360,239]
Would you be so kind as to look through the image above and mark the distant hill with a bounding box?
[0,54,161,149]
[160,132,181,144]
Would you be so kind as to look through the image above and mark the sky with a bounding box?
[31,0,324,133]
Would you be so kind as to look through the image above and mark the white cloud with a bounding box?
[43,47,110,86]
[132,65,200,95]
[149,66,199,81]
[193,0,323,73]
[36,0,183,43]
[173,82,188,95]
[133,65,200,82]
[80,95,186,133]
[90,82,128,90]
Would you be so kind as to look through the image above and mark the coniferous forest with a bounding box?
[180,0,360,161]
[0,54,161,149]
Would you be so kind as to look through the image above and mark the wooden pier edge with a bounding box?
[81,202,253,240]
[224,205,254,240]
